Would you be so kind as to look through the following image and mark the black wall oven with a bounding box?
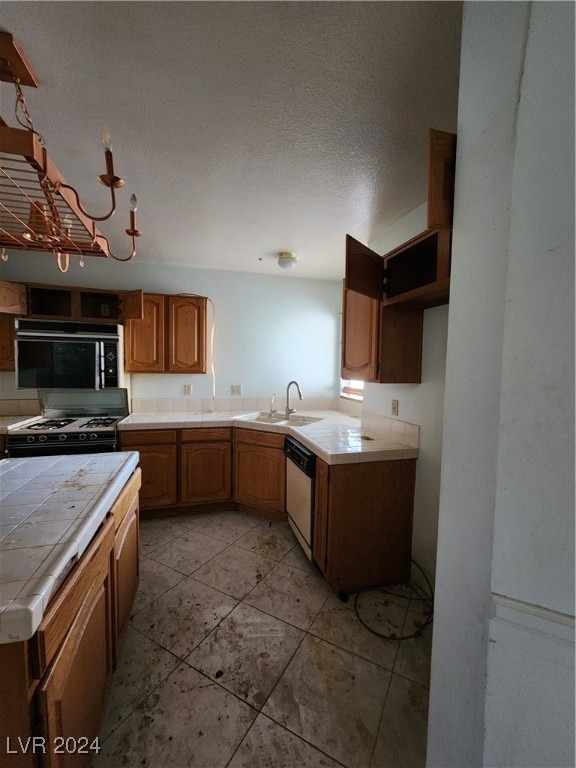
[15,319,123,390]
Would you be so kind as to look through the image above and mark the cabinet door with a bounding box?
[0,312,16,371]
[167,296,207,373]
[341,286,380,381]
[313,458,329,574]
[38,582,112,767]
[119,289,144,320]
[181,442,232,503]
[0,280,27,314]
[137,444,177,508]
[113,500,139,660]
[124,293,165,372]
[427,129,457,230]
[345,235,383,300]
[379,306,423,384]
[234,443,285,512]
[37,553,113,767]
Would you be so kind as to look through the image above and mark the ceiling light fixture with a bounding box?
[0,32,141,273]
[277,251,297,270]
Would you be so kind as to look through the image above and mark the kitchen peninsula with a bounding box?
[119,409,419,595]
[0,452,141,768]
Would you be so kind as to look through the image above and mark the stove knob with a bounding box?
[26,435,36,443]
[58,434,67,441]
[38,435,47,442]
[89,433,98,440]
[79,433,87,441]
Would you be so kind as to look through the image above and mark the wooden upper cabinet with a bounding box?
[427,129,457,230]
[0,312,16,371]
[341,283,379,381]
[342,236,423,383]
[168,296,207,373]
[124,293,165,372]
[0,280,144,322]
[345,129,456,310]
[125,293,207,374]
[119,289,144,321]
[0,280,27,314]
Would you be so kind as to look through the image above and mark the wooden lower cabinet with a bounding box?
[110,469,141,662]
[313,457,416,595]
[234,428,286,517]
[37,575,112,768]
[0,470,141,768]
[181,429,232,503]
[119,431,177,509]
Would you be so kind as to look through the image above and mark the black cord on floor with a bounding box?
[353,559,434,642]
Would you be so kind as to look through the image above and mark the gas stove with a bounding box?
[6,389,129,458]
[22,416,122,432]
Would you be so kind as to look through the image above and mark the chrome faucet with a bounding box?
[285,380,303,420]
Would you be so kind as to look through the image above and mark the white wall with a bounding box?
[366,204,449,583]
[0,256,342,404]
[427,3,575,767]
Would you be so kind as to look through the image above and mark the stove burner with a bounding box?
[80,417,118,428]
[26,419,75,431]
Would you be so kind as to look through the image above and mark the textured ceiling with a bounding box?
[0,2,462,280]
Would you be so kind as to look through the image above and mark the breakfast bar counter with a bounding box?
[0,450,139,643]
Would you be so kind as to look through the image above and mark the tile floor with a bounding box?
[96,510,432,768]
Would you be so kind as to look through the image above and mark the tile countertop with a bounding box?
[0,451,139,644]
[119,410,419,465]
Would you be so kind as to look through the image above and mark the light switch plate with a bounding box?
[391,399,399,416]
[231,384,242,396]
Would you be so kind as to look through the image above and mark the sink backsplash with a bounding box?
[130,395,344,415]
[361,410,420,448]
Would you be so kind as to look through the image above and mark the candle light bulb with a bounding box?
[101,130,113,151]
[130,194,138,212]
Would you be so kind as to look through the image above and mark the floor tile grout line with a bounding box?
[306,625,400,674]
[99,631,187,747]
[223,710,348,768]
[367,665,395,768]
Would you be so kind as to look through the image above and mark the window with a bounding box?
[341,379,364,400]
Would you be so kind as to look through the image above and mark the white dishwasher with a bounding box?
[284,436,316,561]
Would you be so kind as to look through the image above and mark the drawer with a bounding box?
[181,427,232,443]
[120,429,177,446]
[234,427,285,450]
[110,468,141,530]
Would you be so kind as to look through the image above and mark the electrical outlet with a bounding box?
[391,399,399,416]
[184,384,193,396]
[230,384,242,396]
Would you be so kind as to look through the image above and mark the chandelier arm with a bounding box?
[108,236,137,262]
[54,181,117,222]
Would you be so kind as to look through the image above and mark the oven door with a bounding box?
[5,437,117,458]
[15,339,102,389]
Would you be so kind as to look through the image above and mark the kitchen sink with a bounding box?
[238,412,323,426]
[286,415,323,426]
[252,413,287,423]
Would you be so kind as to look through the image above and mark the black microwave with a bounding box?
[15,319,124,390]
